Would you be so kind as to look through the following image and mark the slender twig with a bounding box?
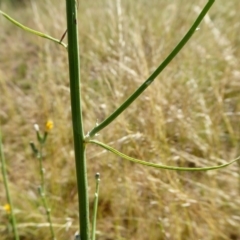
[86,140,240,171]
[91,173,100,240]
[88,0,215,138]
[237,161,240,194]
[65,0,89,239]
[0,128,19,240]
[0,10,67,48]
[38,144,56,240]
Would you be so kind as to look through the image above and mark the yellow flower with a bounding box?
[3,204,11,214]
[45,120,54,131]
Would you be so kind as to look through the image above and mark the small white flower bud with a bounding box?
[34,124,39,132]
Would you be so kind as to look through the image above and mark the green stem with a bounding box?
[87,140,240,171]
[38,146,45,193]
[0,10,67,48]
[238,161,240,194]
[65,1,89,239]
[38,144,56,240]
[91,173,100,240]
[88,0,215,138]
[0,128,19,240]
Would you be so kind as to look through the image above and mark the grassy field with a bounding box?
[1,0,240,239]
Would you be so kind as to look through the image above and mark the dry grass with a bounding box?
[1,0,240,239]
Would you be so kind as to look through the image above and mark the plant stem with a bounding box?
[0,10,67,48]
[65,1,89,239]
[0,128,19,240]
[91,173,100,240]
[88,0,215,138]
[237,161,240,194]
[38,144,56,240]
[87,139,240,171]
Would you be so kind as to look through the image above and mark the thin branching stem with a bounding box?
[0,10,67,48]
[91,173,100,240]
[88,0,215,138]
[0,128,19,240]
[86,140,240,171]
[38,144,56,240]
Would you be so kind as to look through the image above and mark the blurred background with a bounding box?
[0,0,240,239]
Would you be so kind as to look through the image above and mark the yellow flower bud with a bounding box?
[45,120,54,131]
[3,204,11,214]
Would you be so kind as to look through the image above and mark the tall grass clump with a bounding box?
[1,0,240,239]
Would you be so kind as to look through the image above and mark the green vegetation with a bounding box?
[1,0,240,239]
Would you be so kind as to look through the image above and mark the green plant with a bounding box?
[1,0,240,239]
[0,127,19,240]
[30,121,56,240]
[91,173,100,240]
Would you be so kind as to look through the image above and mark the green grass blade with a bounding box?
[87,139,239,171]
[0,10,67,48]
[88,0,215,138]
